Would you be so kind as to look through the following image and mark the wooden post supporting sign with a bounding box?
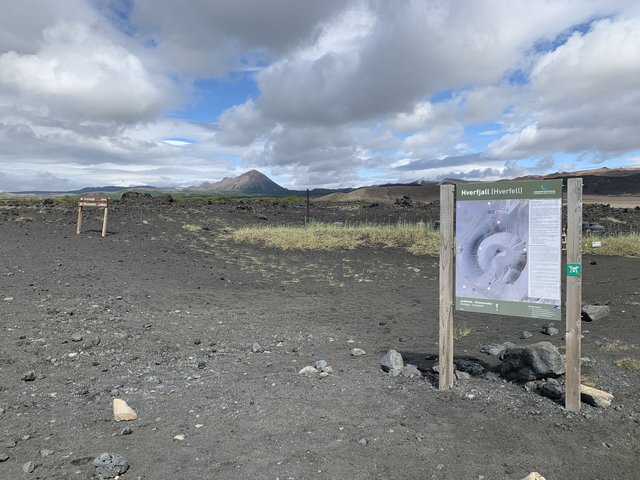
[76,197,110,237]
[439,184,455,390]
[565,178,583,412]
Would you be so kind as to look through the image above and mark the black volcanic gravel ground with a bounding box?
[0,198,639,480]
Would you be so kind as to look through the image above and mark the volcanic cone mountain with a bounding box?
[195,170,288,195]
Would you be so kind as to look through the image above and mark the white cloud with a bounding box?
[0,22,170,122]
[488,15,640,160]
[1,1,639,191]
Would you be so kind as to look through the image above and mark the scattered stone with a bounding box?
[483,371,500,381]
[541,324,559,336]
[521,473,545,480]
[581,304,610,322]
[538,380,564,401]
[22,371,36,382]
[315,359,328,370]
[454,359,485,377]
[500,342,565,381]
[93,453,129,478]
[251,342,263,353]
[408,267,421,273]
[380,349,404,375]
[319,371,330,378]
[298,366,318,375]
[173,434,185,441]
[40,449,55,457]
[22,461,35,473]
[0,453,8,462]
[197,360,207,369]
[193,339,201,345]
[358,438,368,445]
[120,426,133,435]
[520,330,533,339]
[71,333,83,342]
[524,381,538,393]
[481,342,515,357]
[455,370,471,380]
[401,364,422,378]
[322,365,333,374]
[580,357,595,367]
[350,348,366,356]
[580,385,614,408]
[113,398,138,422]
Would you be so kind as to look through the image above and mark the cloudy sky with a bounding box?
[1,0,639,191]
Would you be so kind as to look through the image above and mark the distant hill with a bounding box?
[317,167,640,203]
[513,167,640,195]
[317,183,442,203]
[11,185,162,195]
[193,169,288,195]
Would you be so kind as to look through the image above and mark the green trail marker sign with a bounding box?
[566,264,582,276]
[455,179,563,320]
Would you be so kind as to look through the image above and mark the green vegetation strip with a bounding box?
[233,222,440,256]
[582,234,640,256]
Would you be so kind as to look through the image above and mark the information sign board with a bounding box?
[455,180,563,320]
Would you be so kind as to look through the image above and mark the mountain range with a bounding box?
[8,166,640,198]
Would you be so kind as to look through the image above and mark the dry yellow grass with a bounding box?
[614,357,640,372]
[583,234,640,256]
[598,339,631,352]
[233,222,440,256]
[182,223,203,233]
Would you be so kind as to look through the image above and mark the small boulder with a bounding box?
[481,342,515,357]
[521,473,546,480]
[113,399,138,422]
[21,371,36,382]
[500,342,565,381]
[538,380,564,401]
[22,461,35,473]
[350,348,366,356]
[93,453,129,478]
[0,453,9,462]
[314,360,328,370]
[251,342,263,353]
[541,324,559,336]
[401,364,422,378]
[380,349,404,375]
[520,330,533,339]
[298,366,318,375]
[581,304,610,322]
[454,359,485,377]
[580,385,614,408]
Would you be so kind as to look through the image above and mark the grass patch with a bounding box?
[598,339,630,352]
[583,233,640,256]
[182,224,203,233]
[232,222,439,255]
[614,357,640,372]
[453,324,474,340]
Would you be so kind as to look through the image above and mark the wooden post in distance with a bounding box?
[565,178,583,412]
[76,206,83,234]
[439,184,455,390]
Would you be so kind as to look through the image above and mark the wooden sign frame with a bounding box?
[76,197,110,237]
[438,178,583,412]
